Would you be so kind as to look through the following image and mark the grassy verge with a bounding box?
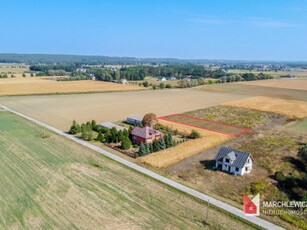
[0,110,256,229]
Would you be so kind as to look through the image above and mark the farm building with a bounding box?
[157,77,166,81]
[280,74,296,78]
[183,77,191,81]
[126,114,143,125]
[214,147,253,176]
[98,122,126,131]
[131,126,161,145]
[167,76,177,80]
[121,79,129,84]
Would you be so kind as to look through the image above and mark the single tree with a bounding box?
[69,120,81,134]
[142,113,158,128]
[96,132,104,142]
[159,138,166,150]
[153,141,160,152]
[91,120,97,130]
[121,136,131,150]
[149,142,154,153]
[139,143,148,156]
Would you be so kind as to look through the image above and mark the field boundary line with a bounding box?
[0,104,283,230]
[158,114,251,137]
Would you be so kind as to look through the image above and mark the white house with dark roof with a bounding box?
[214,147,253,176]
[157,77,166,81]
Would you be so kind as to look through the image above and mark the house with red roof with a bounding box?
[131,126,161,145]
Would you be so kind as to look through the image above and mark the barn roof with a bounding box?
[98,122,126,131]
[215,147,251,168]
[127,114,143,121]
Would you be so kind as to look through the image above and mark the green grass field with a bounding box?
[0,111,256,230]
[289,118,307,132]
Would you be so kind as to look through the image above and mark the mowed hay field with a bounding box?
[0,111,256,230]
[0,77,145,96]
[140,119,233,168]
[235,78,307,91]
[0,65,30,74]
[228,69,307,78]
[0,89,247,131]
[224,96,307,119]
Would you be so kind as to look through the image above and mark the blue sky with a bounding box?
[1,0,306,61]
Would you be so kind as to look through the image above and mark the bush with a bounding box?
[165,84,171,88]
[143,81,149,87]
[159,83,165,89]
[174,129,179,135]
[283,176,299,188]
[189,130,201,139]
[275,171,285,182]
[153,85,157,90]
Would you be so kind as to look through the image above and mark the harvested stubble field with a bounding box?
[0,77,145,96]
[0,89,247,131]
[228,69,307,78]
[196,83,307,101]
[140,119,233,168]
[159,114,250,136]
[224,96,307,119]
[0,66,30,74]
[235,78,307,91]
[0,111,256,230]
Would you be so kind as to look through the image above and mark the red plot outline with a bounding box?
[158,114,251,137]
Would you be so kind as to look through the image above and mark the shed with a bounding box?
[98,122,126,131]
[126,114,143,126]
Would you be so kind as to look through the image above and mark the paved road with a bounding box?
[0,104,284,230]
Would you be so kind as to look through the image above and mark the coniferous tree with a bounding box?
[91,120,97,130]
[153,141,160,152]
[168,133,173,147]
[145,143,150,154]
[96,132,104,142]
[139,143,147,156]
[69,120,81,134]
[149,143,154,153]
[121,136,131,150]
[159,138,166,150]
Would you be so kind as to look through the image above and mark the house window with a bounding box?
[133,136,136,139]
[225,158,230,163]
[247,159,250,163]
[245,167,248,171]
[236,167,239,172]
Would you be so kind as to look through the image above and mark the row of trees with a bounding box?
[30,64,77,72]
[0,74,8,78]
[138,133,174,156]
